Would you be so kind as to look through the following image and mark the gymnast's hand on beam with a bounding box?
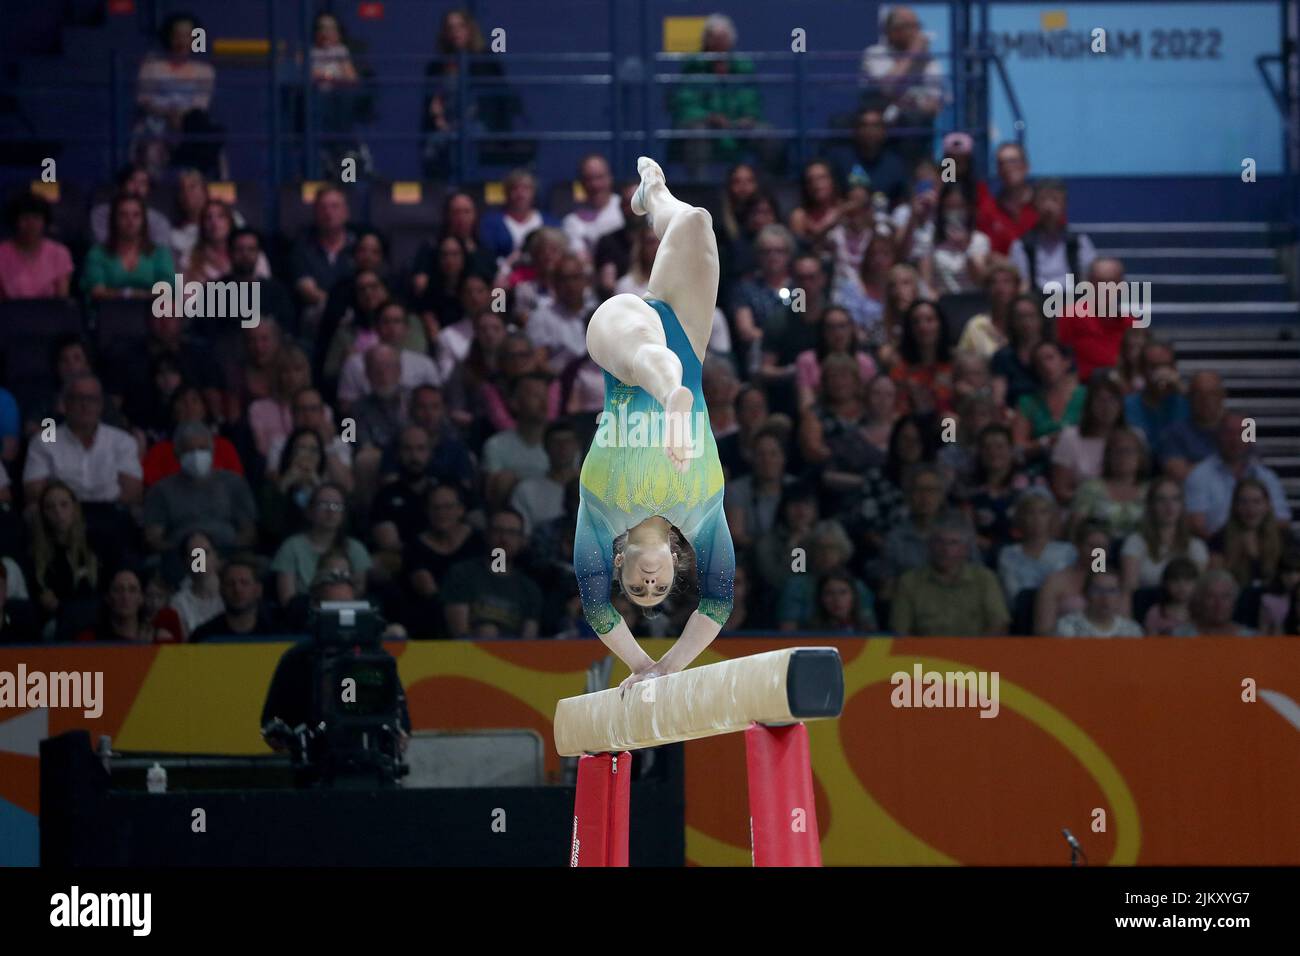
[618,663,667,700]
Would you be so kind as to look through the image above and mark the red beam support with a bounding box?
[745,722,823,867]
[570,751,632,866]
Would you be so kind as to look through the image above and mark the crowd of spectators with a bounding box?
[0,7,1295,644]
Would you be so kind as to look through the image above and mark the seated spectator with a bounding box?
[1209,477,1287,589]
[264,387,353,491]
[91,165,172,247]
[183,200,252,283]
[429,273,495,381]
[825,186,877,295]
[142,422,258,553]
[1009,179,1095,293]
[290,185,355,328]
[169,531,224,637]
[613,222,658,298]
[720,557,757,634]
[1055,258,1134,385]
[482,170,555,278]
[323,273,419,387]
[442,310,507,426]
[1123,341,1187,448]
[731,224,797,351]
[562,155,625,262]
[370,425,439,568]
[724,427,794,551]
[528,254,597,374]
[997,488,1076,605]
[379,384,475,496]
[788,161,844,254]
[717,163,760,256]
[939,392,999,493]
[1186,414,1291,538]
[28,481,102,640]
[890,160,941,267]
[78,568,179,642]
[189,556,280,639]
[804,569,878,633]
[850,413,934,551]
[1111,325,1149,395]
[798,353,883,516]
[1012,340,1084,457]
[1034,520,1113,636]
[1156,371,1225,482]
[960,422,1037,560]
[102,304,223,432]
[81,194,176,301]
[956,257,1018,358]
[1143,557,1200,636]
[760,260,836,393]
[224,317,283,419]
[592,181,640,297]
[861,373,899,457]
[1051,374,1131,501]
[1055,570,1142,637]
[422,8,522,179]
[859,4,944,164]
[167,168,209,263]
[950,352,1006,424]
[337,300,441,412]
[840,107,907,205]
[351,345,410,453]
[401,483,486,636]
[505,226,567,321]
[247,346,315,459]
[1068,429,1148,541]
[1259,550,1300,634]
[753,480,820,596]
[482,373,554,509]
[921,183,990,295]
[24,336,125,438]
[442,508,541,638]
[23,374,142,513]
[131,12,219,175]
[220,227,296,335]
[976,141,1036,255]
[259,427,329,546]
[890,512,1010,636]
[0,192,73,300]
[721,188,781,284]
[668,15,775,175]
[1120,476,1210,593]
[510,422,579,535]
[889,300,955,415]
[141,384,244,489]
[990,293,1048,410]
[1173,569,1257,636]
[776,519,871,630]
[271,483,371,607]
[878,466,979,590]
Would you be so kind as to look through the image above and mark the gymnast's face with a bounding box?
[616,538,674,607]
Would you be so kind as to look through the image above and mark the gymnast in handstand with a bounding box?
[575,157,735,696]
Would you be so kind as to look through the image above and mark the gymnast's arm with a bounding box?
[574,497,656,673]
[657,497,736,675]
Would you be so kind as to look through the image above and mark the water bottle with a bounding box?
[146,762,168,794]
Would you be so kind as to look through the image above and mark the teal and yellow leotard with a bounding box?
[574,298,735,634]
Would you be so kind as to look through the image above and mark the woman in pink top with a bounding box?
[0,193,74,300]
[794,306,877,412]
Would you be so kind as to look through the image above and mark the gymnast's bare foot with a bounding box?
[631,156,665,219]
[662,385,694,473]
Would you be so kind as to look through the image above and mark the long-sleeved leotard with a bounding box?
[574,297,735,634]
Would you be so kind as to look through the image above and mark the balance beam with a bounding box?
[554,647,844,756]
[558,647,843,867]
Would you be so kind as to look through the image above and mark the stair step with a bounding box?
[1164,325,1298,340]
[1174,341,1300,355]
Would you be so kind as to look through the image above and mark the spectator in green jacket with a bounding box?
[668,15,781,174]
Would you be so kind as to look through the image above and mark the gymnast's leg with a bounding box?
[586,293,695,472]
[634,156,720,364]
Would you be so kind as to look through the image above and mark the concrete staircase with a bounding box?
[1077,221,1300,515]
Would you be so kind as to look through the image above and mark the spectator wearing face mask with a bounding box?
[142,422,258,553]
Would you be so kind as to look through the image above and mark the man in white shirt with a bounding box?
[23,374,142,508]
[338,301,441,412]
[562,154,625,261]
[860,6,945,163]
[526,254,596,374]
[510,421,580,534]
[1185,414,1292,537]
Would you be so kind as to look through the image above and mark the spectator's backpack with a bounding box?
[1020,231,1081,291]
